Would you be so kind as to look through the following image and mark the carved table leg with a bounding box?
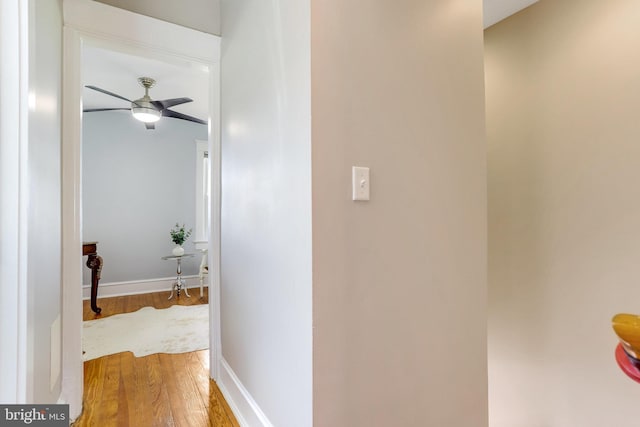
[86,254,103,314]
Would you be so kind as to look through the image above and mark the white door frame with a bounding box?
[0,0,29,404]
[60,0,221,419]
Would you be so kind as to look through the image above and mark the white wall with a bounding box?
[27,0,63,402]
[220,0,312,426]
[311,1,488,426]
[486,0,640,425]
[82,111,205,283]
[94,0,220,35]
[0,0,28,403]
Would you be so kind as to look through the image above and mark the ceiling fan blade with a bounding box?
[145,122,155,130]
[162,109,207,125]
[152,97,193,110]
[83,108,131,112]
[85,85,133,103]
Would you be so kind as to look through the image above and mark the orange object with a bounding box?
[612,313,640,358]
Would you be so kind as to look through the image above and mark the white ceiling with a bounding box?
[82,46,209,124]
[483,0,538,28]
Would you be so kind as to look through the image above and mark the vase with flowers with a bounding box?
[170,223,192,256]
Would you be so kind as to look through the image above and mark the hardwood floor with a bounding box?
[82,286,209,320]
[73,288,239,427]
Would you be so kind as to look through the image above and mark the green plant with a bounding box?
[170,223,192,246]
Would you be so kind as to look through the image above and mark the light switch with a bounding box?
[352,166,370,201]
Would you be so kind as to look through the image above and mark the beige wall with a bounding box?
[94,0,220,35]
[312,1,488,425]
[486,0,640,425]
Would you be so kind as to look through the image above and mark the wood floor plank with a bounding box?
[146,353,176,427]
[73,289,236,427]
[164,353,209,427]
[97,353,122,424]
[116,363,131,427]
[209,380,241,427]
[125,353,152,426]
[180,353,211,425]
[80,356,104,425]
[186,351,210,403]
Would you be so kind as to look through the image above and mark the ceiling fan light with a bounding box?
[131,106,161,123]
[131,95,160,123]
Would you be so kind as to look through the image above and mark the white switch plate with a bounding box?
[352,166,370,201]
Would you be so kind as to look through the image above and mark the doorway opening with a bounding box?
[80,44,209,301]
[61,2,221,419]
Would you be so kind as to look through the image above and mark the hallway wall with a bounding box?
[27,0,63,403]
[486,0,640,425]
[219,0,312,426]
[311,1,488,425]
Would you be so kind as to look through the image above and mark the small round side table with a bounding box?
[161,253,194,299]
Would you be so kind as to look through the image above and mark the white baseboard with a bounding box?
[218,358,273,427]
[82,276,207,299]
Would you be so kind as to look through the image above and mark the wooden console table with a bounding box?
[83,241,103,314]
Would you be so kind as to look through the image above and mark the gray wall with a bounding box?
[94,0,220,36]
[82,111,206,284]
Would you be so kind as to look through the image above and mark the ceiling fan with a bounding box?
[83,76,206,130]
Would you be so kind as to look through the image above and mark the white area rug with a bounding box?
[82,304,209,361]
